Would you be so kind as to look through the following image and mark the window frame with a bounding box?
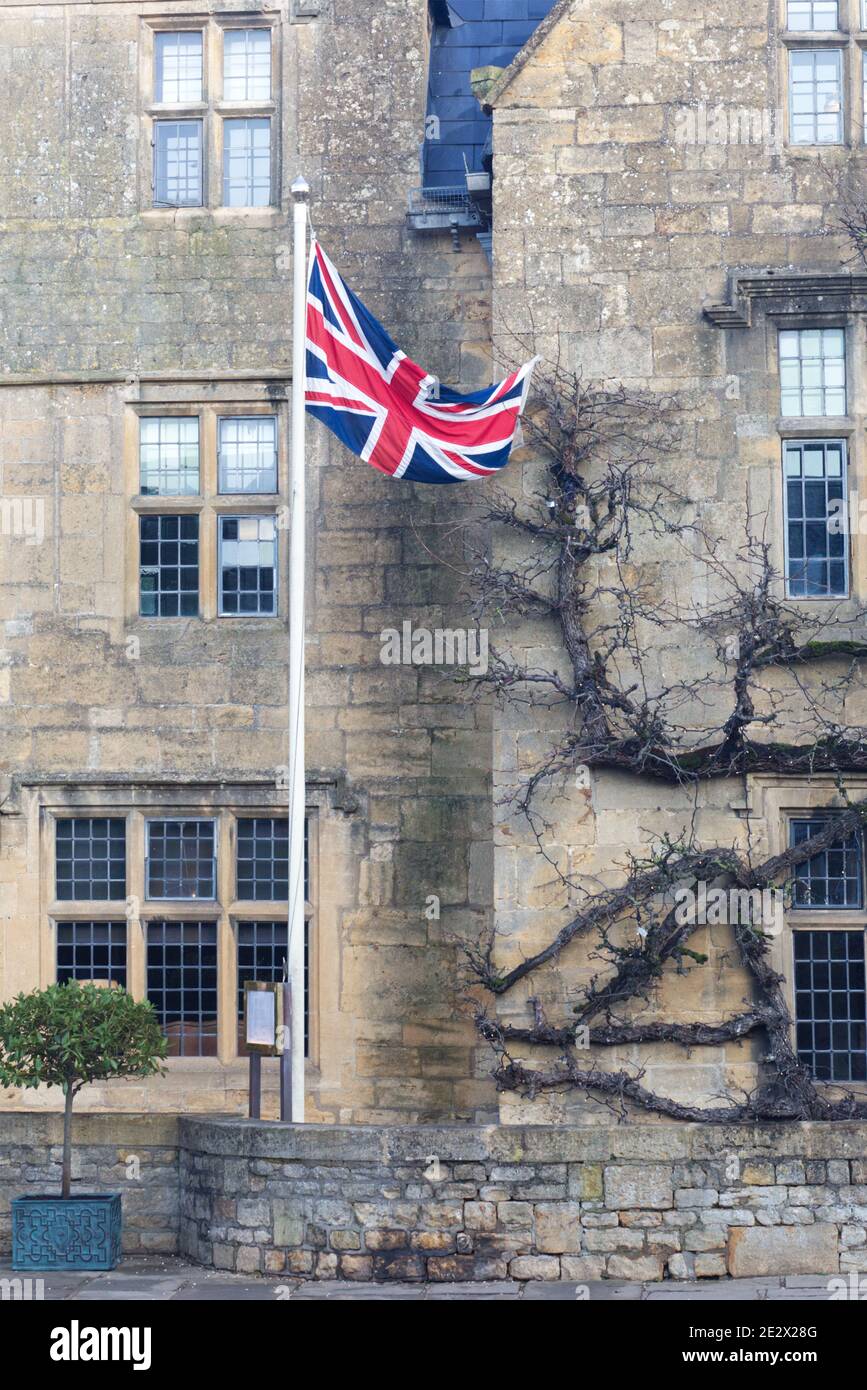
[152,117,205,209]
[142,16,280,212]
[234,816,289,902]
[154,29,205,105]
[144,816,218,903]
[217,513,279,618]
[778,325,847,418]
[218,414,279,495]
[138,511,201,619]
[788,46,844,145]
[221,115,273,209]
[792,927,867,1082]
[127,397,287,625]
[47,805,316,1067]
[786,812,867,1085]
[235,918,312,1059]
[55,816,128,904]
[139,416,201,497]
[781,436,849,600]
[146,917,219,1057]
[56,921,130,992]
[221,26,273,103]
[790,815,865,910]
[786,0,840,30]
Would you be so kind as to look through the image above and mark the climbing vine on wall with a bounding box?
[458,354,867,1122]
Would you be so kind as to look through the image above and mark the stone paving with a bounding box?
[0,1257,849,1300]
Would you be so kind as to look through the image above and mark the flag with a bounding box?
[304,241,538,484]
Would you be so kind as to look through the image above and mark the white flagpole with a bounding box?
[288,174,309,1122]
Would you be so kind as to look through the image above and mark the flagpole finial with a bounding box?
[291,175,310,201]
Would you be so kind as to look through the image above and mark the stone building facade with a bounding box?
[0,0,504,1122]
[486,0,867,1121]
[3,0,867,1133]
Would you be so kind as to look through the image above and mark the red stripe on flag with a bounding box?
[313,247,366,354]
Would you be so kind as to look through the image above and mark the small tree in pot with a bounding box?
[0,982,167,1270]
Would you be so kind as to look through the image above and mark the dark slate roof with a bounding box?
[424,0,557,186]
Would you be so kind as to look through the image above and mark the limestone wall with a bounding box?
[178,1117,867,1281]
[484,0,867,1119]
[0,1113,179,1254]
[0,0,495,1121]
[6,1113,865,1283]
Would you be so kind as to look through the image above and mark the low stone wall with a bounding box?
[179,1119,867,1282]
[3,1115,866,1280]
[0,1114,179,1255]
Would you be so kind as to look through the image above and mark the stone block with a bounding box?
[236,1198,270,1228]
[340,1255,374,1281]
[827,1161,851,1185]
[775,1161,806,1185]
[497,1201,533,1228]
[330,1230,361,1251]
[411,1230,454,1252]
[583,1228,645,1253]
[605,1164,673,1210]
[675,1188,717,1208]
[509,1255,560,1280]
[535,1202,582,1254]
[372,1252,426,1281]
[315,1253,338,1279]
[464,1201,497,1231]
[841,1226,866,1248]
[272,1199,306,1248]
[684,1228,726,1252]
[560,1254,605,1280]
[575,1163,603,1200]
[426,1254,477,1281]
[607,1254,664,1281]
[727,1224,839,1278]
[235,1246,261,1274]
[365,1229,409,1251]
[742,1162,776,1185]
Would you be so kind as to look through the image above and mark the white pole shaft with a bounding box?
[288,177,309,1123]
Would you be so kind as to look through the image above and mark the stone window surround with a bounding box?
[767,312,856,604]
[779,0,867,150]
[35,785,319,1071]
[124,390,288,624]
[705,276,867,606]
[745,773,867,1093]
[138,11,282,217]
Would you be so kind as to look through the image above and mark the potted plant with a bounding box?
[0,981,166,1271]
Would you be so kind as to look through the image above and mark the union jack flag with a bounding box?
[305,241,538,484]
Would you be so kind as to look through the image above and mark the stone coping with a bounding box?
[178,1117,867,1163]
[3,1114,866,1163]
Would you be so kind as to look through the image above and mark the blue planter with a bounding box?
[12,1195,122,1271]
